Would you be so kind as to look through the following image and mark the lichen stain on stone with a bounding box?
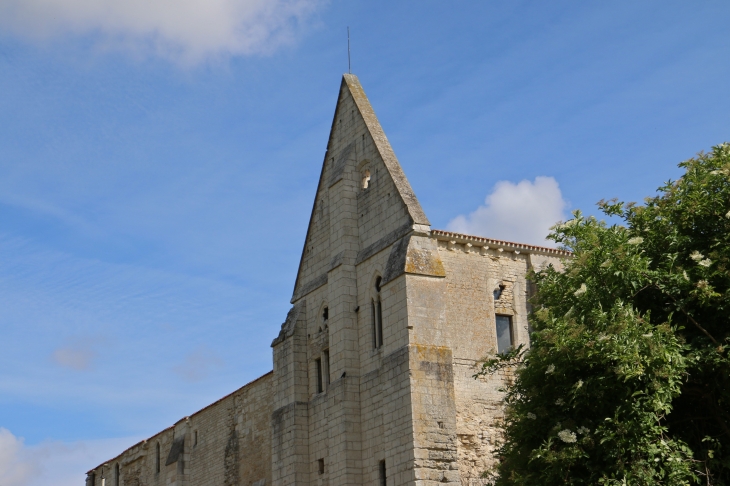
[405,248,446,277]
[223,427,240,486]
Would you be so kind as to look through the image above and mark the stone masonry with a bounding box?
[86,74,569,486]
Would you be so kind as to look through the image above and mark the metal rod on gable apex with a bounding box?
[347,27,351,74]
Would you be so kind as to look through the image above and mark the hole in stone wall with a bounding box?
[493,284,506,300]
[379,460,387,486]
[318,458,325,474]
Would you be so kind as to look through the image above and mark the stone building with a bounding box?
[86,74,567,486]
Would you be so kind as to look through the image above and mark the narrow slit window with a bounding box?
[362,169,371,189]
[496,315,514,354]
[315,358,323,393]
[376,299,383,348]
[194,430,198,447]
[379,459,387,486]
[156,443,160,473]
[323,349,330,388]
[318,458,325,475]
[373,277,384,349]
[371,299,377,349]
[115,463,120,486]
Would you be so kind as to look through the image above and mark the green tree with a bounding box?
[480,143,730,485]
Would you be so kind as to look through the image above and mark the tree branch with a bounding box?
[642,274,719,344]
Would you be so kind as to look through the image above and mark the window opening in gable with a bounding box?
[318,458,325,474]
[496,315,514,355]
[362,169,371,189]
[156,442,160,473]
[379,459,387,486]
[115,463,120,486]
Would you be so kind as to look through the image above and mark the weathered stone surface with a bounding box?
[86,74,569,486]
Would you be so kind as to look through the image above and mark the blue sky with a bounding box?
[1,1,728,483]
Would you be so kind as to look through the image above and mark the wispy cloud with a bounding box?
[0,428,140,486]
[173,346,224,382]
[447,176,569,247]
[51,337,104,371]
[0,0,324,63]
[52,347,96,371]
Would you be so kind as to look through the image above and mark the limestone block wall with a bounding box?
[355,256,418,486]
[86,373,273,486]
[423,232,568,484]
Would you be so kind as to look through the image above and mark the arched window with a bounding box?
[156,442,160,473]
[362,169,371,189]
[372,276,383,349]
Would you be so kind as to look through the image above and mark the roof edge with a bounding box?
[86,371,274,474]
[342,74,430,226]
[431,229,572,257]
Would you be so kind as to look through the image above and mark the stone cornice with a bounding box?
[430,230,572,257]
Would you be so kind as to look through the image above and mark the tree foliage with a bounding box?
[480,143,730,485]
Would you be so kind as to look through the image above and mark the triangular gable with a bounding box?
[291,74,429,303]
[343,75,429,226]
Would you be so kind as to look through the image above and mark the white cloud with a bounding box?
[0,428,140,486]
[173,346,223,382]
[0,429,34,486]
[0,0,323,63]
[446,176,569,247]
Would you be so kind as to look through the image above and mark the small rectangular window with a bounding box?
[496,315,514,354]
[194,430,198,447]
[379,459,387,486]
[323,350,330,388]
[318,458,325,475]
[315,358,323,393]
